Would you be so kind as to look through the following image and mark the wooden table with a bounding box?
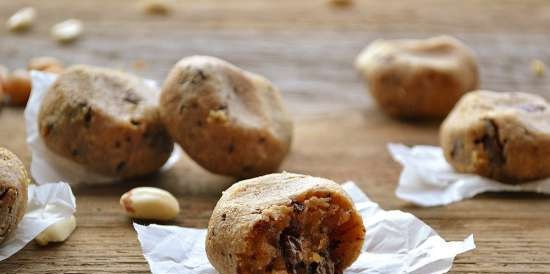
[1,0,550,273]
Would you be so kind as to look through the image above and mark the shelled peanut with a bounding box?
[6,7,36,32]
[35,215,77,246]
[120,187,180,221]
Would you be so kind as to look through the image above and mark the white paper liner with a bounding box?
[25,71,182,184]
[0,182,76,260]
[134,182,475,274]
[388,143,550,207]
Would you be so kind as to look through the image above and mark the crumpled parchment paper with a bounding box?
[134,182,475,274]
[24,71,182,184]
[0,182,76,260]
[388,143,550,207]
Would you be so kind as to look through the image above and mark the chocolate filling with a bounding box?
[279,227,338,274]
[278,201,340,274]
[477,119,505,166]
[239,196,357,274]
[280,231,305,274]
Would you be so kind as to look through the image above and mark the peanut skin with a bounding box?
[3,69,32,106]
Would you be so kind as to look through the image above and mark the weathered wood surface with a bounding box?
[1,0,550,273]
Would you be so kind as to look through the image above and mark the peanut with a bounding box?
[51,19,83,44]
[120,187,180,221]
[28,56,64,74]
[35,215,77,246]
[6,7,36,32]
[3,69,32,106]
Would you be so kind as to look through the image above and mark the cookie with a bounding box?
[0,147,29,244]
[355,35,479,119]
[160,56,293,178]
[206,172,365,274]
[441,90,550,183]
[38,65,173,179]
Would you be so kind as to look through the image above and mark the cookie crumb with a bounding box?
[132,59,146,71]
[140,0,175,15]
[328,0,353,7]
[207,109,228,124]
[532,59,545,77]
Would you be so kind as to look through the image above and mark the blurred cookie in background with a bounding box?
[356,35,479,119]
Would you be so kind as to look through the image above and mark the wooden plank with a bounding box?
[1,0,550,273]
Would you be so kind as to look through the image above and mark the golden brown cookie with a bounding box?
[441,90,550,183]
[160,56,293,178]
[0,147,29,244]
[356,35,479,119]
[38,65,173,179]
[206,172,365,274]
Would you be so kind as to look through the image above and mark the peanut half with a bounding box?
[6,7,36,32]
[120,187,180,221]
[51,19,83,44]
[35,215,77,246]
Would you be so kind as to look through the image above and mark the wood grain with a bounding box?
[1,0,550,273]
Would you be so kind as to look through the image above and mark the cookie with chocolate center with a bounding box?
[441,90,550,183]
[206,173,365,274]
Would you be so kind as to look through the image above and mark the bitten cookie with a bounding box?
[38,65,173,179]
[355,35,479,119]
[160,56,293,178]
[0,147,29,244]
[441,90,550,183]
[206,172,365,274]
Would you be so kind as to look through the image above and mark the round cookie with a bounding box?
[0,147,29,244]
[355,35,479,119]
[38,65,173,179]
[160,56,293,178]
[441,90,550,183]
[206,173,365,274]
